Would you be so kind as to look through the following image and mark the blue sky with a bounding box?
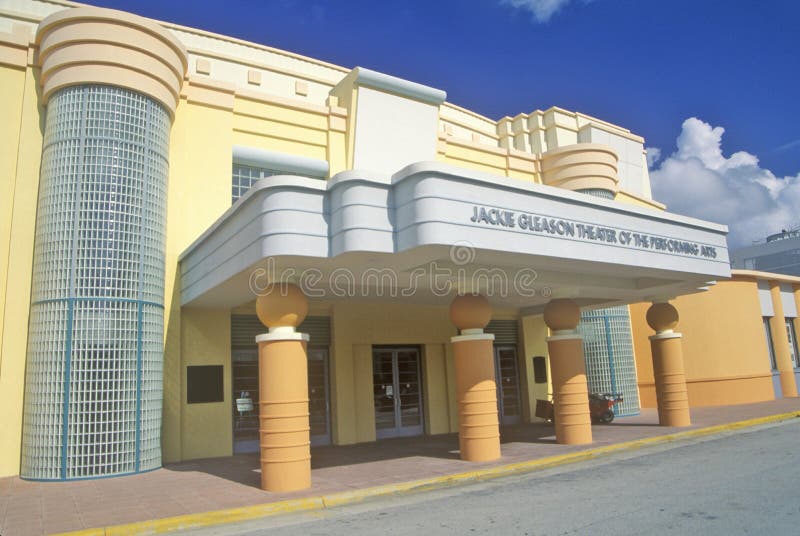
[83,0,799,247]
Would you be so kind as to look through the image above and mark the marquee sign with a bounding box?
[470,205,718,259]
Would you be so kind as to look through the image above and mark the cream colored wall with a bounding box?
[520,314,551,422]
[631,277,775,408]
[0,58,44,478]
[330,301,459,445]
[436,137,538,183]
[179,308,233,460]
[614,190,666,211]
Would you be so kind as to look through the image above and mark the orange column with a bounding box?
[793,283,800,381]
[769,281,798,397]
[449,294,501,462]
[543,299,592,445]
[646,302,691,427]
[255,283,311,492]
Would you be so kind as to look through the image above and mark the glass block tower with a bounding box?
[579,306,641,416]
[21,8,186,480]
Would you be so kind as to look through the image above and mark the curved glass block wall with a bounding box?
[579,306,641,416]
[21,85,169,480]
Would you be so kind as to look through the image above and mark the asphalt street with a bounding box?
[184,419,800,535]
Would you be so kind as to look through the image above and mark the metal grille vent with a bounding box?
[231,314,331,347]
[485,320,519,345]
[577,188,615,200]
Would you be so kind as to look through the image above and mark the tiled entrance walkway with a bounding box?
[2,399,799,536]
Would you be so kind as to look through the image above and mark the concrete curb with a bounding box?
[53,410,800,536]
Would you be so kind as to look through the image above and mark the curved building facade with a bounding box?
[6,1,791,497]
[17,7,186,480]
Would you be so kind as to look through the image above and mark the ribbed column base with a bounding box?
[257,337,311,492]
[452,336,501,462]
[650,333,691,427]
[547,336,592,445]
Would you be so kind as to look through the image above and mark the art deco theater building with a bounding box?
[1,0,795,491]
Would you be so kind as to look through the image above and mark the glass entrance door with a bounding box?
[494,345,521,425]
[233,347,331,453]
[232,349,259,454]
[373,347,424,439]
[308,348,331,446]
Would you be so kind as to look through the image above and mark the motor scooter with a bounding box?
[535,392,623,424]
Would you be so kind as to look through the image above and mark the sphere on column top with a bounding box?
[646,302,679,332]
[256,283,308,329]
[450,294,492,330]
[543,299,580,331]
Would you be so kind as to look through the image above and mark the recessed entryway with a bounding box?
[373,347,425,439]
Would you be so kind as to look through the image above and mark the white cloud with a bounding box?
[502,0,573,23]
[645,147,661,168]
[650,117,800,248]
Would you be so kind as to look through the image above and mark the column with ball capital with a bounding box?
[646,302,691,427]
[450,294,501,462]
[544,299,593,445]
[255,283,311,492]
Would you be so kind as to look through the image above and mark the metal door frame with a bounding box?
[494,344,522,425]
[373,346,425,439]
[308,347,331,446]
[232,348,260,454]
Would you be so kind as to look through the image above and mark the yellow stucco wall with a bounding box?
[161,82,348,462]
[330,301,459,445]
[179,308,233,460]
[162,95,234,462]
[631,277,775,408]
[0,63,44,478]
[520,314,551,421]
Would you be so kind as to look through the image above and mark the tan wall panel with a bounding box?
[631,277,774,408]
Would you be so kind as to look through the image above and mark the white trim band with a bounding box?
[461,328,484,335]
[233,145,329,178]
[451,333,495,343]
[547,333,584,342]
[649,332,683,341]
[354,67,447,105]
[256,332,310,343]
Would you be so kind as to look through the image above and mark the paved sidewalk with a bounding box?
[2,398,799,536]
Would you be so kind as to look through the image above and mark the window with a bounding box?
[231,147,329,204]
[232,164,275,203]
[763,318,777,370]
[786,319,800,368]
